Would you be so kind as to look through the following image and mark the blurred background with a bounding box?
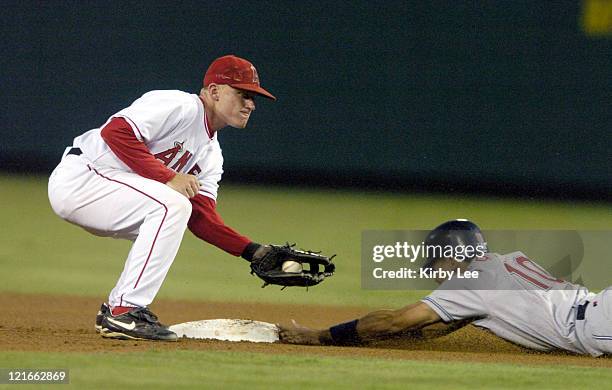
[2,0,610,200]
[1,1,611,307]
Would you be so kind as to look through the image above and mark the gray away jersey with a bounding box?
[421,252,609,355]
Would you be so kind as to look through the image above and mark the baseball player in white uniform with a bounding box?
[279,220,612,357]
[48,55,276,341]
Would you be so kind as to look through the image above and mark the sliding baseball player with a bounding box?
[280,220,612,357]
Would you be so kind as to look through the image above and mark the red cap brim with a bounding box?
[231,83,276,101]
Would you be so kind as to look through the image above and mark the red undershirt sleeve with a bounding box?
[188,194,251,256]
[100,117,176,183]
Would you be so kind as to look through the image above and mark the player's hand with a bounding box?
[278,320,322,345]
[166,173,200,198]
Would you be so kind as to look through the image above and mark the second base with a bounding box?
[168,319,279,343]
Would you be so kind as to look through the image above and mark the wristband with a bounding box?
[241,242,262,262]
[329,319,362,346]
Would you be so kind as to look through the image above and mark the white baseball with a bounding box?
[282,260,303,273]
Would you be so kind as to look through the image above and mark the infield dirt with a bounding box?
[2,292,611,368]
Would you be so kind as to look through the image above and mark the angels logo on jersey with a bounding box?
[154,141,199,174]
[173,141,184,152]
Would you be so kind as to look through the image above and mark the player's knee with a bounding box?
[166,193,192,221]
[180,196,193,217]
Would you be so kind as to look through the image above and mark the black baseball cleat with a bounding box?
[100,307,178,341]
[95,303,109,333]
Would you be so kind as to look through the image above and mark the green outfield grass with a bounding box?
[2,350,611,390]
[2,174,611,308]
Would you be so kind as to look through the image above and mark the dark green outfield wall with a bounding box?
[1,1,610,197]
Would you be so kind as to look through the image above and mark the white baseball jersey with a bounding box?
[422,252,612,356]
[73,90,223,201]
[48,90,223,308]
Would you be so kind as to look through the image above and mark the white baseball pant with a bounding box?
[48,151,191,308]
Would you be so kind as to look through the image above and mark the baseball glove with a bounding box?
[250,243,335,288]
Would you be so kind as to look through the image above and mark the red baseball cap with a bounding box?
[204,55,276,100]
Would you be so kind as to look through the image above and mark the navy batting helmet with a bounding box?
[422,219,488,270]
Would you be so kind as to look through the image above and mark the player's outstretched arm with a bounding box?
[279,302,445,346]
